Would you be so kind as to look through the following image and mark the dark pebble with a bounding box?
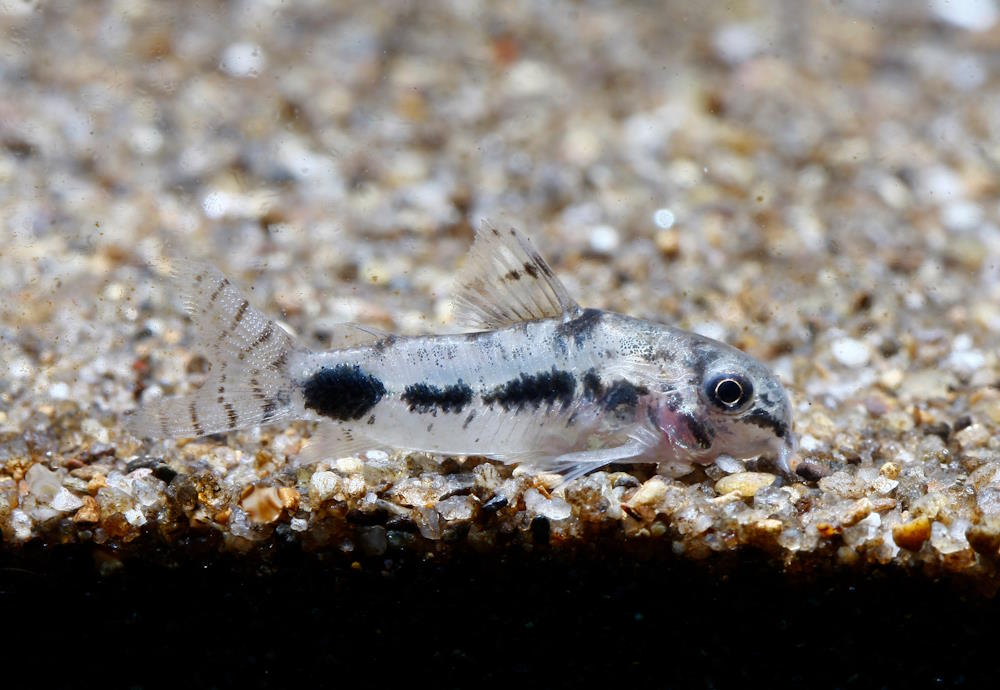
[954,415,973,432]
[796,459,831,482]
[530,516,550,545]
[923,422,951,441]
[152,464,178,483]
[482,495,508,512]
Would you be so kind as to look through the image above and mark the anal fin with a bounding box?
[294,421,381,467]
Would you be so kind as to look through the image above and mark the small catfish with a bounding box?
[126,224,796,483]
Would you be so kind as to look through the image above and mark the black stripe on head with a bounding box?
[302,364,386,421]
[401,381,474,414]
[683,414,714,449]
[482,368,576,412]
[742,409,788,439]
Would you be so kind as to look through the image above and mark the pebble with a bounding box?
[437,495,474,521]
[627,477,668,507]
[588,225,620,254]
[523,489,572,522]
[830,337,871,368]
[220,42,266,78]
[892,517,931,551]
[714,472,776,498]
[930,0,998,31]
[310,471,341,502]
[51,488,84,512]
[240,486,284,525]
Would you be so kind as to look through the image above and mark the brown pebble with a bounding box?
[965,516,1000,556]
[87,474,106,495]
[72,496,100,524]
[892,516,931,551]
[879,462,901,480]
[240,486,285,524]
[816,522,841,538]
[277,487,300,511]
[213,508,231,524]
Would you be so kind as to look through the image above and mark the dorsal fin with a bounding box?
[451,222,580,330]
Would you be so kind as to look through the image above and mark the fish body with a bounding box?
[127,224,795,482]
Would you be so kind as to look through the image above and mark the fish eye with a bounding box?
[706,374,753,411]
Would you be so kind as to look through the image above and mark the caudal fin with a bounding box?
[125,260,303,439]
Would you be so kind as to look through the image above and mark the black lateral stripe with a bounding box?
[482,368,576,412]
[582,368,603,400]
[401,381,474,414]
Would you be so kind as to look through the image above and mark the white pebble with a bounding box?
[714,455,745,474]
[220,42,266,77]
[941,200,983,232]
[290,517,308,532]
[946,348,985,374]
[436,496,473,521]
[798,434,823,452]
[588,225,620,254]
[523,488,572,521]
[48,382,70,400]
[129,125,164,156]
[930,0,998,31]
[712,23,762,65]
[653,208,675,229]
[124,508,147,527]
[8,357,34,379]
[310,471,341,501]
[51,488,84,512]
[11,509,32,541]
[830,337,871,368]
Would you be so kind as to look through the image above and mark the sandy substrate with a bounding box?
[3,1,1000,594]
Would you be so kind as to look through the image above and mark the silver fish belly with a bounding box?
[126,224,796,482]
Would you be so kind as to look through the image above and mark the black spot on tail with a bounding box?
[302,365,386,421]
[482,368,575,412]
[401,381,474,414]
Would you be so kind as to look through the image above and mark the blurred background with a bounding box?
[3,0,1000,412]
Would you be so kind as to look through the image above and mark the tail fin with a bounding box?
[125,260,303,439]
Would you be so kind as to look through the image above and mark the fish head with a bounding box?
[651,336,796,472]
